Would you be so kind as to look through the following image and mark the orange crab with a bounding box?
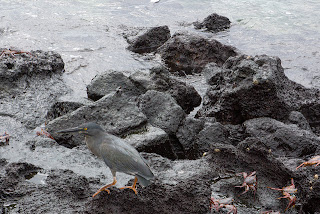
[296,156,320,170]
[268,178,297,211]
[210,197,237,214]
[235,171,257,196]
[0,48,32,58]
[0,132,10,145]
[36,127,55,140]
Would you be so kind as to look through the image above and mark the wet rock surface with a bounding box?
[87,71,144,101]
[45,101,85,121]
[0,49,68,129]
[138,90,186,134]
[244,117,320,158]
[299,101,320,135]
[193,13,231,32]
[47,92,148,148]
[157,31,238,74]
[0,155,212,214]
[0,49,64,83]
[126,25,171,54]
[125,125,177,160]
[130,66,201,114]
[197,54,320,125]
[1,14,320,214]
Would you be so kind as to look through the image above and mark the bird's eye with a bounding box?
[84,128,87,131]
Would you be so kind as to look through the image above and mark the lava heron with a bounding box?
[56,122,154,197]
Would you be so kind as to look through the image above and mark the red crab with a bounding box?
[268,178,297,211]
[0,48,32,58]
[0,132,10,144]
[235,171,257,196]
[36,127,55,140]
[296,155,320,170]
[210,197,237,214]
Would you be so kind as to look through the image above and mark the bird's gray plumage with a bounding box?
[56,122,154,187]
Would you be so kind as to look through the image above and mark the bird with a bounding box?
[56,122,154,197]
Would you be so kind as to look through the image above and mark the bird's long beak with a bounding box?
[55,127,83,134]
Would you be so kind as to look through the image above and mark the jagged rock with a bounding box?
[300,101,320,136]
[46,169,90,199]
[138,90,186,134]
[207,138,298,212]
[0,49,64,83]
[0,154,212,214]
[197,55,320,124]
[287,111,312,131]
[87,71,144,101]
[130,66,201,114]
[177,118,249,159]
[157,31,238,74]
[46,101,84,121]
[87,68,201,114]
[176,117,205,159]
[127,25,171,54]
[125,125,178,160]
[177,119,232,159]
[195,122,231,155]
[244,117,320,158]
[0,76,68,129]
[0,49,68,128]
[299,175,320,213]
[85,153,212,214]
[194,13,231,32]
[47,92,147,148]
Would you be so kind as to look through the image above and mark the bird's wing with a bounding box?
[99,135,154,180]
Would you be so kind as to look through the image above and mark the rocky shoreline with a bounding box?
[1,14,320,214]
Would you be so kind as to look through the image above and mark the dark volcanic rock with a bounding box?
[0,49,64,83]
[287,111,312,131]
[0,49,68,129]
[176,117,206,159]
[195,122,231,154]
[244,117,320,158]
[207,139,294,212]
[197,54,320,124]
[300,176,320,213]
[87,71,144,101]
[177,119,231,159]
[177,118,249,159]
[130,66,202,113]
[127,25,171,54]
[194,13,231,32]
[86,179,210,214]
[300,101,320,135]
[46,101,84,121]
[1,155,212,214]
[0,162,92,214]
[157,31,238,74]
[86,153,212,214]
[46,169,90,200]
[0,162,40,195]
[0,74,68,129]
[48,92,147,148]
[138,90,186,134]
[125,125,178,160]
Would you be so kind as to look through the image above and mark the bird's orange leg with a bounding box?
[92,177,117,197]
[119,176,138,194]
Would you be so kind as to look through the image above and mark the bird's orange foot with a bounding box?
[119,176,138,194]
[119,186,138,194]
[92,177,117,198]
[92,188,111,197]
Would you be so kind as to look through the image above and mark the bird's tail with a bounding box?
[137,174,153,187]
